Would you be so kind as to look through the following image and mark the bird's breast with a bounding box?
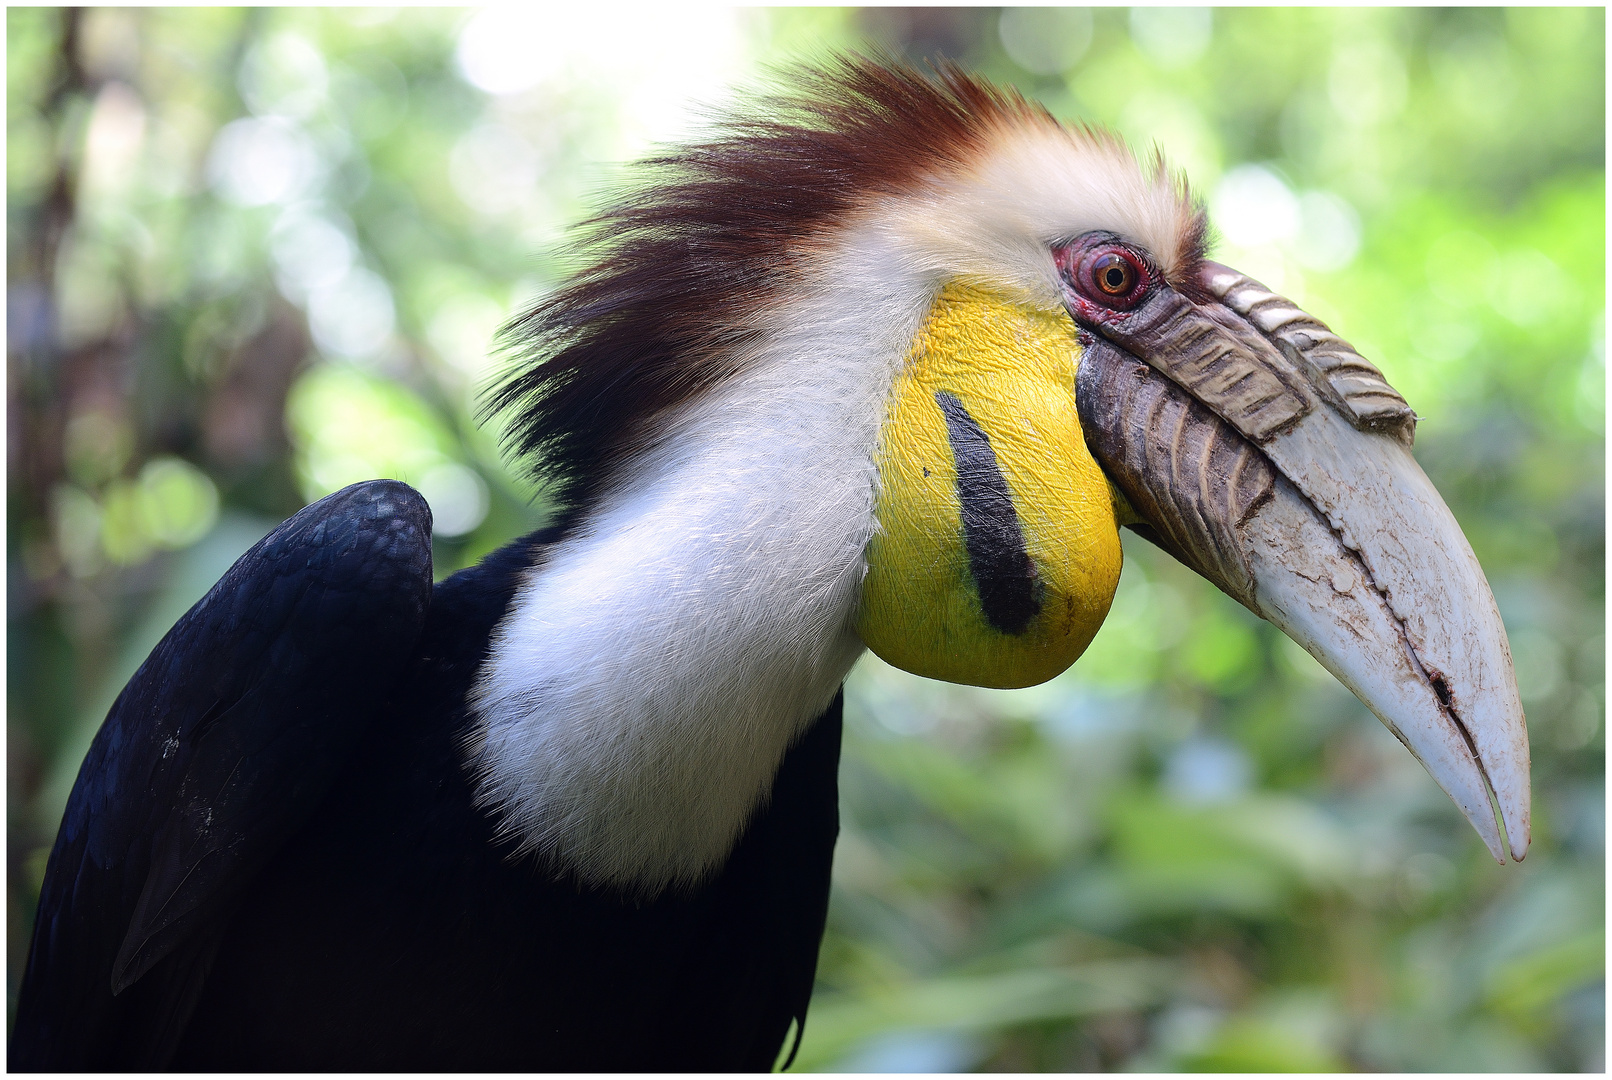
[857,281,1122,688]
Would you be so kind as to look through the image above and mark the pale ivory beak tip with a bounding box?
[1504,804,1531,862]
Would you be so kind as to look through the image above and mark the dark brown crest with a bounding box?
[482,54,1047,514]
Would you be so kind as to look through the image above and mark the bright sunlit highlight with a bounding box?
[454,7,749,150]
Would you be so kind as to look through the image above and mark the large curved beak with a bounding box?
[1073,262,1530,862]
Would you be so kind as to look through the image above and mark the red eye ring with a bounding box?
[1053,236,1155,314]
[1077,246,1148,308]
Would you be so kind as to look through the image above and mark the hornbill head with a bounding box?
[482,58,1528,893]
[858,237,1530,865]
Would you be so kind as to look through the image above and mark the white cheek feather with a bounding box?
[465,119,1193,895]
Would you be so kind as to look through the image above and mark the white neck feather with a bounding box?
[466,223,934,894]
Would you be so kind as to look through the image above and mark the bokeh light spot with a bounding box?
[1130,7,1213,68]
[1165,737,1253,805]
[240,32,329,120]
[998,8,1093,76]
[449,123,542,217]
[137,457,220,549]
[307,267,396,361]
[286,366,486,540]
[82,82,146,197]
[99,481,154,566]
[417,462,490,538]
[206,117,321,206]
[270,206,356,302]
[427,293,506,378]
[1292,191,1361,273]
[1328,41,1408,127]
[1425,231,1500,309]
[1212,165,1299,247]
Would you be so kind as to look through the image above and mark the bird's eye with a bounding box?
[1092,254,1136,296]
[1053,236,1154,314]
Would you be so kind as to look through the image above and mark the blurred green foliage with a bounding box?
[7,6,1602,1071]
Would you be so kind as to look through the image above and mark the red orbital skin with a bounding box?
[1051,233,1159,332]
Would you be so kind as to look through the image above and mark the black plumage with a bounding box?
[12,481,840,1070]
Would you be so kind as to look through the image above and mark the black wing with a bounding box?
[11,480,434,1070]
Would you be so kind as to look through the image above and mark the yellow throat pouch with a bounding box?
[857,281,1123,689]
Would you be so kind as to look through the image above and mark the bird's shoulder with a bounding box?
[13,480,437,1068]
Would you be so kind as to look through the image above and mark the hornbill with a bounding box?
[12,59,1530,1071]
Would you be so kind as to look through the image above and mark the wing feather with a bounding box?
[11,480,435,1069]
